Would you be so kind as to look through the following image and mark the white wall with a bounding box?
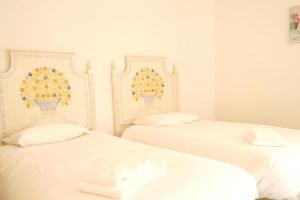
[0,0,215,134]
[215,0,300,129]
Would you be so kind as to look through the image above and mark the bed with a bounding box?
[0,130,259,200]
[111,56,300,200]
[0,50,258,200]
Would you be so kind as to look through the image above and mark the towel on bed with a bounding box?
[246,127,286,147]
[78,160,167,199]
[78,182,131,199]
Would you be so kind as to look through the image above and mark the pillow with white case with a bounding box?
[134,112,200,126]
[2,123,92,147]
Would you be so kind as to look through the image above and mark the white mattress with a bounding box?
[123,120,300,200]
[0,132,257,200]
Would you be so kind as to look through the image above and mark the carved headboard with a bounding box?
[111,56,178,136]
[0,50,96,139]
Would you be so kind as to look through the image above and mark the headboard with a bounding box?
[0,50,96,139]
[111,56,178,136]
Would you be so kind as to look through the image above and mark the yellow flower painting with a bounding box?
[131,67,164,105]
[20,67,71,113]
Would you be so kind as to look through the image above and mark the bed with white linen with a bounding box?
[0,50,258,200]
[111,56,300,200]
[0,130,258,200]
[123,119,300,200]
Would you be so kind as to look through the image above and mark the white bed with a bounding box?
[0,51,258,200]
[0,132,258,200]
[123,120,300,199]
[111,56,300,200]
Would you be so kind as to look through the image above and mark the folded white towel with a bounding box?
[95,160,166,188]
[79,160,167,199]
[78,182,131,199]
[246,127,286,147]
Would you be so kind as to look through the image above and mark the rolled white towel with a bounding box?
[78,160,167,199]
[246,127,286,147]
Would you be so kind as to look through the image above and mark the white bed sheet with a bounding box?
[0,132,257,200]
[123,120,300,200]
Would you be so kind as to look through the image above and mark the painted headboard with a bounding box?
[111,56,178,136]
[0,50,96,139]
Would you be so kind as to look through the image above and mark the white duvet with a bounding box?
[123,120,300,200]
[0,132,257,200]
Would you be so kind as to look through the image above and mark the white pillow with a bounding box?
[134,112,200,126]
[2,123,91,147]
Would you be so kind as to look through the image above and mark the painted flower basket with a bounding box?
[131,67,164,106]
[35,98,61,114]
[20,67,71,114]
[141,94,156,106]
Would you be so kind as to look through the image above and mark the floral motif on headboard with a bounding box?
[20,67,71,114]
[0,50,96,138]
[111,56,178,137]
[131,67,164,106]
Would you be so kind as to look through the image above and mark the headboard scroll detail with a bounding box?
[0,50,96,139]
[111,56,178,137]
